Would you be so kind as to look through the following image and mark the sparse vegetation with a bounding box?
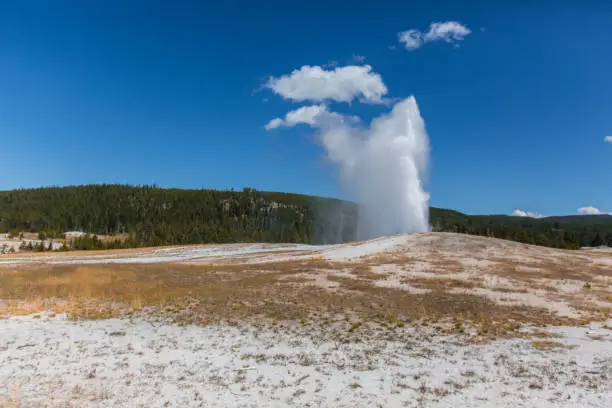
[0,258,589,338]
[403,277,482,290]
[530,340,573,351]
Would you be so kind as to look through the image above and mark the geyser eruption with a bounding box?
[267,97,430,239]
[264,64,430,240]
[340,97,430,239]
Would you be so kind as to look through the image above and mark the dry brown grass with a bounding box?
[491,287,528,294]
[3,232,610,338]
[0,260,579,337]
[525,331,563,339]
[530,340,574,351]
[402,277,483,290]
[350,265,390,280]
[492,257,602,282]
[428,258,465,274]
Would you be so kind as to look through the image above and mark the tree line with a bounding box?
[429,209,612,249]
[0,185,611,251]
[0,185,357,249]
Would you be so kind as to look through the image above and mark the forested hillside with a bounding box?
[0,185,611,250]
[0,185,358,247]
[430,211,612,249]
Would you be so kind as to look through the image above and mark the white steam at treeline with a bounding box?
[265,64,431,239]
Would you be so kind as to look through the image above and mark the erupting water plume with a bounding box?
[267,96,431,240]
[319,97,430,239]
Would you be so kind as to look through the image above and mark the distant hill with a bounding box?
[0,185,610,250]
[435,213,612,248]
[542,214,612,222]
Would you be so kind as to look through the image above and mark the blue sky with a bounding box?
[0,1,610,216]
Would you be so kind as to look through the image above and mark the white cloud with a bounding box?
[265,65,388,104]
[264,118,284,130]
[578,206,601,215]
[398,21,471,50]
[512,209,545,218]
[398,30,423,50]
[424,21,472,43]
[264,105,338,130]
[605,136,612,143]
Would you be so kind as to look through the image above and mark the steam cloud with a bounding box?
[265,65,431,240]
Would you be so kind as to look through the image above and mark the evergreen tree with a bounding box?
[591,232,604,247]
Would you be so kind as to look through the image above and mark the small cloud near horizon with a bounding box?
[604,136,612,143]
[577,206,612,216]
[513,207,612,217]
[512,209,545,218]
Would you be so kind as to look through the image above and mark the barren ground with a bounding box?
[1,233,611,407]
